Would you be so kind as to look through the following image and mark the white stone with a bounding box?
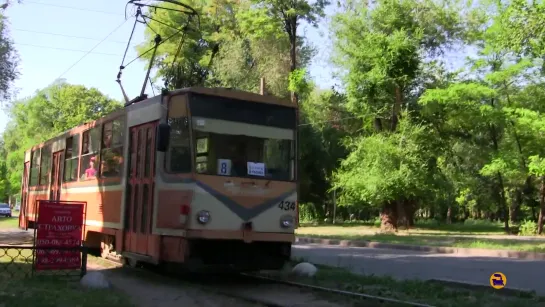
[80,271,111,289]
[291,262,318,277]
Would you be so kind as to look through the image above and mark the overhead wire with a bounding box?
[121,22,189,70]
[140,15,159,35]
[55,19,130,80]
[119,9,141,72]
[120,0,199,72]
[149,77,156,96]
[12,28,130,44]
[24,1,124,16]
[27,1,158,97]
[141,14,183,31]
[13,42,123,56]
[162,19,190,89]
[116,0,199,98]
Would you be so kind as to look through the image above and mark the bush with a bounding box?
[298,203,319,223]
[463,218,501,227]
[519,220,537,236]
[414,219,440,227]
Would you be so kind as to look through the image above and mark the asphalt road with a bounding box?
[292,243,545,295]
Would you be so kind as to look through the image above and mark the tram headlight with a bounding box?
[196,210,211,224]
[280,215,294,228]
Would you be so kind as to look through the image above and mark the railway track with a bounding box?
[94,256,435,307]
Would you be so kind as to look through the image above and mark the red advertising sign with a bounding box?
[35,201,85,271]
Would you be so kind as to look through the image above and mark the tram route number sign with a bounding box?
[35,200,85,271]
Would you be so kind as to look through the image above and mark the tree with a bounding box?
[136,0,315,98]
[0,138,9,202]
[1,82,121,194]
[242,0,329,104]
[528,155,545,234]
[0,12,18,101]
[331,0,473,231]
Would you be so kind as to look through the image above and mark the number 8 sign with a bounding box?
[217,159,232,176]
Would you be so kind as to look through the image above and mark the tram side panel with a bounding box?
[59,180,124,249]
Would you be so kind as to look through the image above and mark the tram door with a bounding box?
[49,151,63,201]
[19,162,30,230]
[124,122,156,256]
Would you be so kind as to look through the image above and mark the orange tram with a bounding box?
[19,87,299,272]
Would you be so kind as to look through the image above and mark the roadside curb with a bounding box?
[427,278,536,297]
[295,237,545,260]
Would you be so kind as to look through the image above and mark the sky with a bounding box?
[0,0,337,134]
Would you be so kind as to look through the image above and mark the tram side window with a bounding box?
[100,118,125,177]
[64,134,80,182]
[167,117,191,173]
[39,145,51,186]
[80,127,101,180]
[29,149,40,186]
[195,133,209,174]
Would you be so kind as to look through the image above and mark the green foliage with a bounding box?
[1,82,121,194]
[288,68,308,93]
[529,155,545,177]
[7,0,545,236]
[0,160,9,202]
[333,116,442,206]
[137,0,320,97]
[519,219,538,236]
[0,13,18,101]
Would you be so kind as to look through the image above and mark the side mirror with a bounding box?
[157,123,171,152]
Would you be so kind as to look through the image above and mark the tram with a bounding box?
[19,87,298,271]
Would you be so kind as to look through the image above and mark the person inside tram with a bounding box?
[229,142,246,176]
[83,156,97,179]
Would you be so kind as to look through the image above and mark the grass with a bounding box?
[0,216,19,229]
[262,261,545,307]
[296,219,545,253]
[298,218,509,235]
[0,247,133,307]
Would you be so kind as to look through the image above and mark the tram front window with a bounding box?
[166,93,297,180]
[193,130,294,181]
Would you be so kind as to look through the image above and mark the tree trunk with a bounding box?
[288,18,298,106]
[406,200,415,227]
[374,118,382,131]
[497,173,510,233]
[510,188,522,224]
[446,205,452,224]
[538,177,545,234]
[487,96,509,233]
[312,202,325,220]
[396,200,409,230]
[463,207,469,221]
[380,202,397,232]
[391,85,402,131]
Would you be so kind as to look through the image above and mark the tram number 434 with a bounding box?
[278,200,296,211]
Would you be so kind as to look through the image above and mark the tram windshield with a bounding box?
[166,93,296,181]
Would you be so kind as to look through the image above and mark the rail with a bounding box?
[240,273,436,307]
[99,256,435,307]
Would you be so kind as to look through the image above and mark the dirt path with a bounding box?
[89,263,265,307]
[88,262,351,307]
[0,228,34,245]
